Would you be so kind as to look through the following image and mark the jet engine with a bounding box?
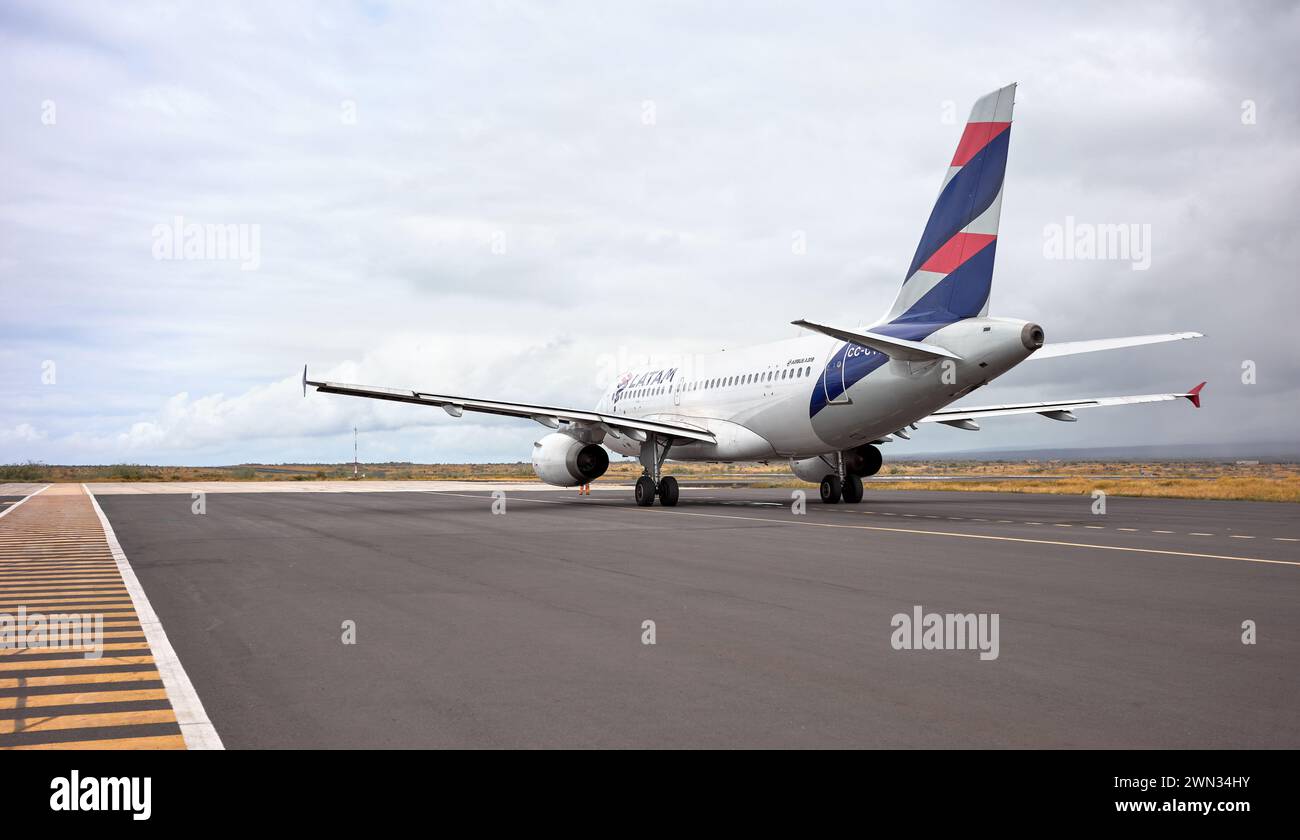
[531,433,610,487]
[842,443,883,477]
[790,454,835,483]
[790,444,882,482]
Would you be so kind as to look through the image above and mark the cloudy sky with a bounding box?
[2,1,1297,465]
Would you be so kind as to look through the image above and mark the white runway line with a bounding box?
[83,484,224,750]
[0,484,50,520]
[429,491,1300,569]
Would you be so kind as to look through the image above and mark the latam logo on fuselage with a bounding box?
[613,368,677,402]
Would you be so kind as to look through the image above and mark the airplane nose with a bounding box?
[1021,323,1045,350]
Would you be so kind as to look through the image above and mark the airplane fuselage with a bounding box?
[595,316,1042,462]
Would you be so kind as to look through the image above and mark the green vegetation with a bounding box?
[0,461,46,481]
[2,459,1295,502]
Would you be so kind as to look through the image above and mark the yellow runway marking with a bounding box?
[0,670,162,690]
[0,655,156,672]
[4,734,186,750]
[0,689,168,709]
[0,592,130,605]
[0,643,152,657]
[0,595,135,607]
[0,485,192,750]
[0,709,176,735]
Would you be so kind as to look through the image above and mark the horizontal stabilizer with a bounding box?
[1029,332,1203,360]
[792,319,961,361]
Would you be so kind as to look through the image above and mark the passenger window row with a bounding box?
[623,366,815,399]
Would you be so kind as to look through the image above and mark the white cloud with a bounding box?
[0,423,47,443]
[1,1,1297,464]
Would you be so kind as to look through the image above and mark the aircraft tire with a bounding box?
[635,475,656,507]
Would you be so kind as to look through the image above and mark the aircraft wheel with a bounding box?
[841,473,864,503]
[634,475,656,507]
[658,476,679,506]
[819,475,842,504]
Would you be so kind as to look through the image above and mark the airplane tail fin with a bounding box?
[887,84,1016,325]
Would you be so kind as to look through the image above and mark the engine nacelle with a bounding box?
[843,443,883,477]
[531,433,610,487]
[790,444,882,483]
[790,454,835,483]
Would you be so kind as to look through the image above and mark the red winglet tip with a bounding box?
[1186,381,1206,408]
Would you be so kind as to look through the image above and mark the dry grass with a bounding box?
[863,476,1300,503]
[4,459,1296,502]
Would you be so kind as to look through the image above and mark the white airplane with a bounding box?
[306,84,1204,507]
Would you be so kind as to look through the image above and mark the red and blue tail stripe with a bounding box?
[888,83,1015,325]
[811,84,1017,419]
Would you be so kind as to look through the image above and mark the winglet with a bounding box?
[1184,381,1206,408]
[303,365,308,398]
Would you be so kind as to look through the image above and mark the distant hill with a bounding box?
[893,441,1300,462]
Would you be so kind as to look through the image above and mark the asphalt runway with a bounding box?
[93,487,1299,748]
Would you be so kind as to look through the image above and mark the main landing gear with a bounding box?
[819,447,873,504]
[635,434,678,507]
[822,473,864,504]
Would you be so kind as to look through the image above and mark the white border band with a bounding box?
[83,484,225,750]
[0,484,50,519]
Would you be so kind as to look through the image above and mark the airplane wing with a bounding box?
[919,382,1205,429]
[1029,331,1203,360]
[303,368,716,445]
